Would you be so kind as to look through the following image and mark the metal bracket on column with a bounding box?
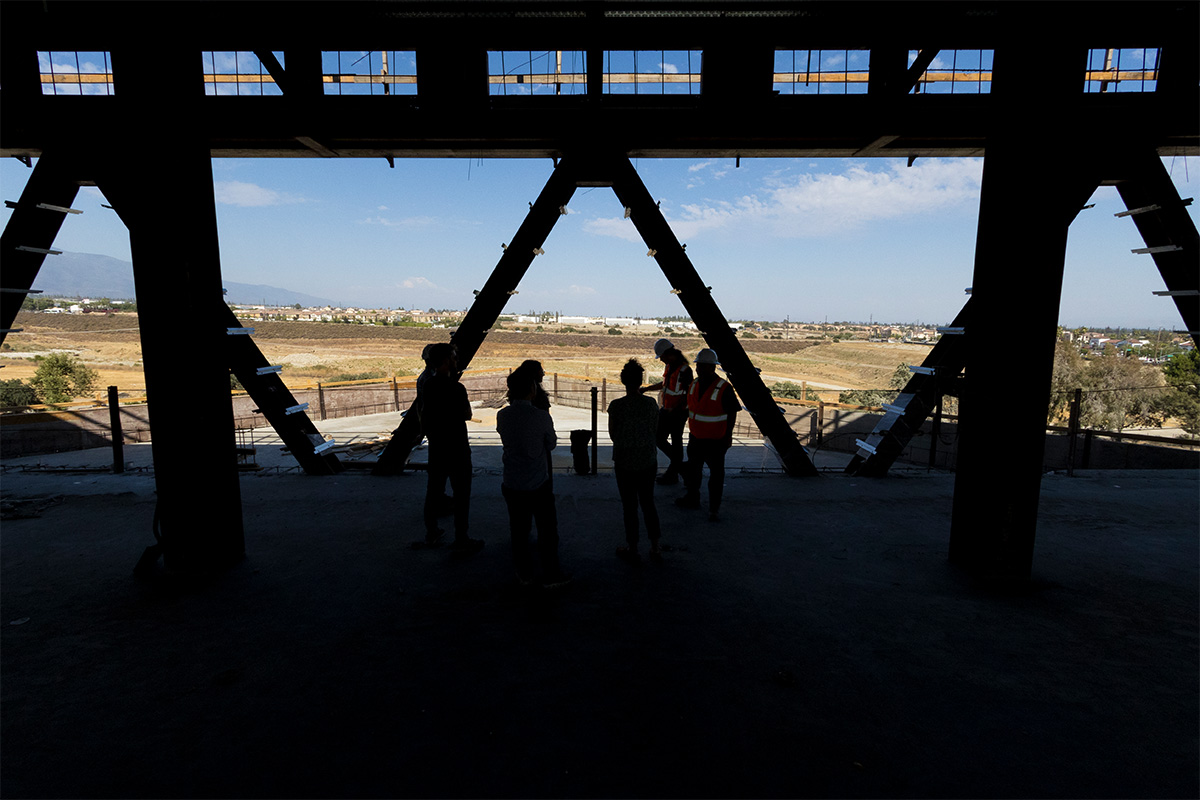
[221,304,342,476]
[1114,151,1200,348]
[0,153,83,338]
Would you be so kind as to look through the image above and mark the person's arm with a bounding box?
[722,385,739,449]
[606,401,622,447]
[640,380,664,395]
[678,366,694,392]
[457,382,473,420]
[542,410,558,452]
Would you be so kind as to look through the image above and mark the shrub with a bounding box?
[0,379,38,406]
[29,353,98,403]
[838,389,897,407]
[327,371,387,383]
[771,381,818,402]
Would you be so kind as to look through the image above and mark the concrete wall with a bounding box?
[0,404,152,459]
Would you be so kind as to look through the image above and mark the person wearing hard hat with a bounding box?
[639,338,693,485]
[676,348,739,521]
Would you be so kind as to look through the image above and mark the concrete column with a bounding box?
[97,48,244,573]
[948,40,1100,578]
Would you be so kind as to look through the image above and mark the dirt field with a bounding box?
[2,311,930,399]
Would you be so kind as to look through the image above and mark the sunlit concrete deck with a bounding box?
[1,407,1197,798]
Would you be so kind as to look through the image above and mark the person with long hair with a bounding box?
[641,338,693,485]
[497,364,570,588]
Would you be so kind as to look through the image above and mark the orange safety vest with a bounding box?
[687,377,730,438]
[661,364,688,411]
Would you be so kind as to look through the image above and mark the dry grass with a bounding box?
[4,312,928,398]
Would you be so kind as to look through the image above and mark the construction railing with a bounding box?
[3,377,1196,471]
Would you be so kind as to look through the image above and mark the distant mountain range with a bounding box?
[29,251,338,308]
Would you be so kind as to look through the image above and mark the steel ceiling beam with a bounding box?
[2,1,1195,160]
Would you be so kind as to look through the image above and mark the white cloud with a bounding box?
[661,62,679,74]
[582,216,643,243]
[566,285,595,295]
[377,205,389,211]
[214,181,305,207]
[360,215,438,229]
[585,158,984,242]
[688,161,714,173]
[401,277,439,290]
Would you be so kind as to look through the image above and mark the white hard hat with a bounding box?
[696,348,719,365]
[653,338,674,358]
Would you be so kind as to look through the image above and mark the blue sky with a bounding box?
[2,154,1195,328]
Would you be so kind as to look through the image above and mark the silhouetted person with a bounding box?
[608,358,662,561]
[497,368,570,588]
[518,359,554,487]
[421,343,483,554]
[641,338,692,485]
[416,342,451,512]
[676,348,739,522]
[518,359,552,411]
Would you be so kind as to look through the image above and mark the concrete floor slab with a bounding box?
[1,409,1196,798]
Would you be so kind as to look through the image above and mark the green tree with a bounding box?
[20,296,57,311]
[28,353,99,403]
[1159,349,1200,435]
[0,379,38,406]
[1049,340,1087,424]
[1077,349,1166,431]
